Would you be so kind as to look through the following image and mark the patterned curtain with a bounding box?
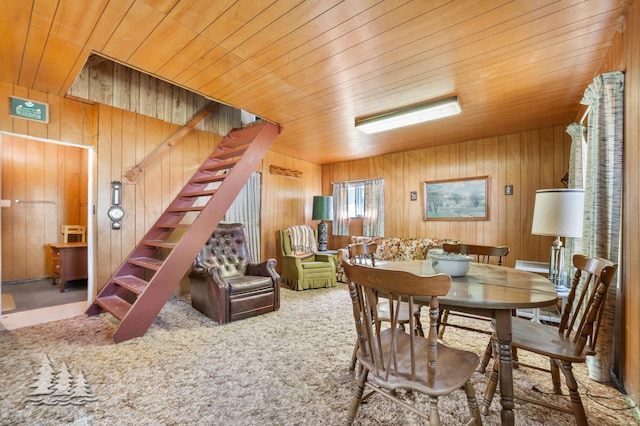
[223,172,261,261]
[363,178,384,237]
[332,182,349,236]
[563,123,586,279]
[580,71,624,382]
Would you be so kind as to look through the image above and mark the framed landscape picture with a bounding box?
[423,176,489,220]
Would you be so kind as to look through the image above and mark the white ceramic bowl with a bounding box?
[430,253,473,277]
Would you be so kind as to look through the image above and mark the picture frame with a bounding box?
[423,176,489,220]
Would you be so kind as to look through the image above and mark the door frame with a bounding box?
[0,131,95,319]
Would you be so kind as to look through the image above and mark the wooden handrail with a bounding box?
[125,102,219,182]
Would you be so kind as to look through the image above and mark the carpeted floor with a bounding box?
[0,284,637,425]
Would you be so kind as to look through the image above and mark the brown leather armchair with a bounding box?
[189,223,280,324]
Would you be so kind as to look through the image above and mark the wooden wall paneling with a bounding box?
[447,143,462,240]
[110,108,124,270]
[133,109,146,253]
[385,152,404,238]
[423,146,437,238]
[159,120,172,212]
[96,104,113,288]
[434,145,451,239]
[130,66,141,115]
[497,135,508,256]
[113,62,132,111]
[89,59,114,105]
[13,136,27,280]
[171,85,187,125]
[47,90,62,141]
[483,137,500,247]
[25,138,48,279]
[121,110,138,257]
[406,149,423,238]
[1,136,15,281]
[463,140,479,244]
[623,0,640,404]
[61,96,86,146]
[505,134,522,266]
[143,115,162,236]
[520,130,541,262]
[140,73,157,118]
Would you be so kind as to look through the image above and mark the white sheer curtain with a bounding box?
[579,71,624,382]
[223,172,261,261]
[563,123,586,276]
[332,182,350,236]
[363,178,384,237]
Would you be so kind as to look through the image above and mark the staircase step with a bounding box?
[189,173,228,185]
[143,240,177,249]
[167,206,204,213]
[95,295,132,320]
[128,256,164,271]
[113,275,149,294]
[200,158,239,172]
[179,189,217,198]
[210,143,250,160]
[156,223,191,229]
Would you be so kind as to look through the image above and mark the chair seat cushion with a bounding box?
[300,261,333,270]
[510,317,586,363]
[226,275,274,295]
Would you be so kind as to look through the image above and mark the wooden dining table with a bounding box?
[375,259,558,426]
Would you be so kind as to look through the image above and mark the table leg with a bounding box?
[494,309,515,426]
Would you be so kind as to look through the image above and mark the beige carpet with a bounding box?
[0,284,637,425]
[1,292,16,312]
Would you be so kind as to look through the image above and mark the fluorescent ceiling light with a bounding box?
[355,96,461,134]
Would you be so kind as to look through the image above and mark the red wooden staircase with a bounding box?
[86,121,281,343]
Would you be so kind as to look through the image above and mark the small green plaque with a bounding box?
[9,96,49,123]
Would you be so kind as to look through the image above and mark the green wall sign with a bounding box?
[9,96,49,123]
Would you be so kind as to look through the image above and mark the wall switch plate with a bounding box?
[505,184,514,195]
[410,191,417,201]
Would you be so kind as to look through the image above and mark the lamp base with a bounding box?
[549,237,566,288]
[317,220,328,252]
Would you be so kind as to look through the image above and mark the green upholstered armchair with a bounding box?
[278,227,337,290]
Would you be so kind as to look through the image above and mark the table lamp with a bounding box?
[531,188,585,288]
[312,195,333,252]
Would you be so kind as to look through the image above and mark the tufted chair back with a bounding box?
[194,223,250,278]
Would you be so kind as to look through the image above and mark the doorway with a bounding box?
[0,132,95,328]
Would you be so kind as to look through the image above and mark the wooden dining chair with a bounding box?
[439,242,510,371]
[481,254,618,425]
[346,243,424,372]
[342,261,483,425]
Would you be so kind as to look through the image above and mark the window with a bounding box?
[347,182,365,218]
[333,178,384,237]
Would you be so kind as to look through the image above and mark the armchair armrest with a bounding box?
[246,258,278,277]
[247,259,281,310]
[315,253,336,268]
[188,265,230,324]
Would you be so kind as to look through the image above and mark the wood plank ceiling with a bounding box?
[0,0,631,165]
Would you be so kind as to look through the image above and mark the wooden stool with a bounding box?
[61,225,86,243]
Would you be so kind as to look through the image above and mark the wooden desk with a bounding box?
[375,260,558,426]
[49,243,88,292]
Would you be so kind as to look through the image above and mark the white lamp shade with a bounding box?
[531,189,585,237]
